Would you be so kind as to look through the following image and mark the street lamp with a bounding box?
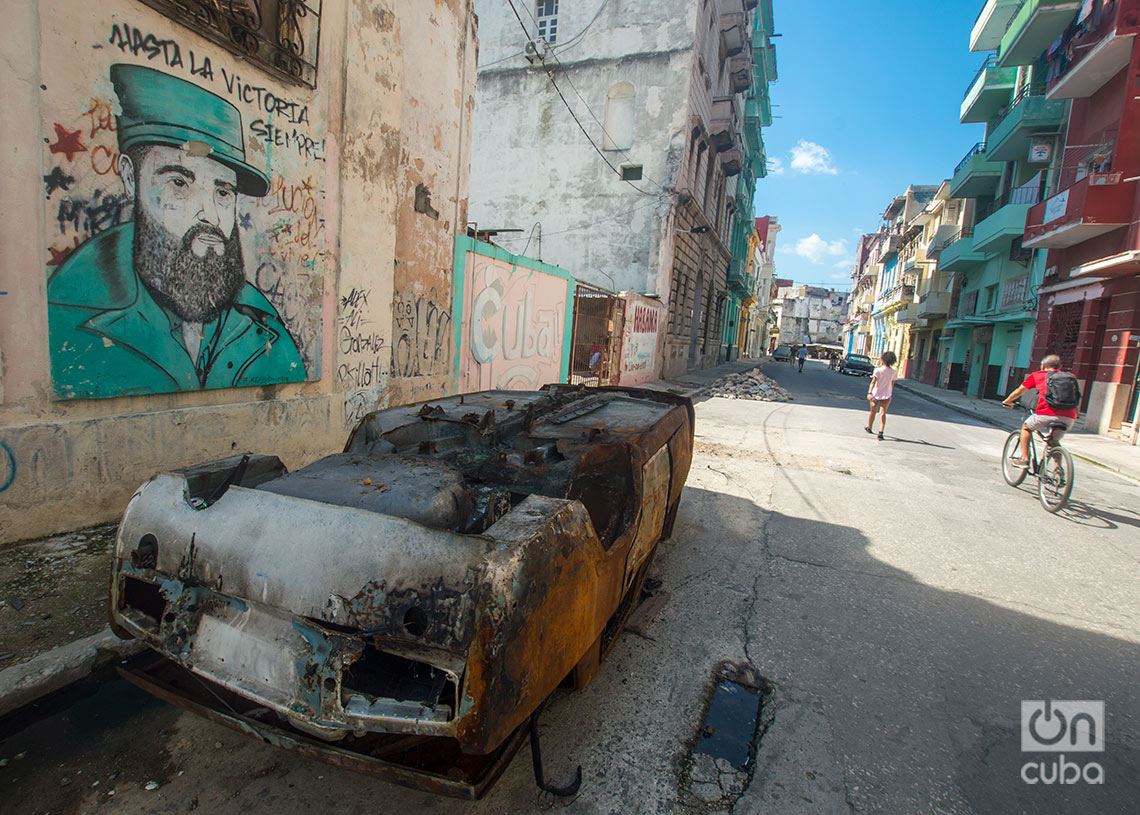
[676,225,710,234]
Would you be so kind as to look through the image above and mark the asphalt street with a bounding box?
[2,359,1137,814]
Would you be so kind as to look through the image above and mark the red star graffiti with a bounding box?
[48,124,87,163]
[47,237,81,267]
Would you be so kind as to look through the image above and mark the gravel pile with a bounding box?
[704,368,793,401]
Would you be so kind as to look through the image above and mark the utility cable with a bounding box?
[491,195,665,242]
[504,0,658,196]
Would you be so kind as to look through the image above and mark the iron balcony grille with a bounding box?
[138,0,322,88]
[978,185,1041,221]
[954,142,987,175]
[964,56,998,99]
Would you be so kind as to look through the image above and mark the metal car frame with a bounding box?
[109,385,694,797]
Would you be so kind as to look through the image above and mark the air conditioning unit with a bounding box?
[524,39,550,64]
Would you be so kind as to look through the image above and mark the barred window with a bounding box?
[138,0,322,88]
[536,0,559,43]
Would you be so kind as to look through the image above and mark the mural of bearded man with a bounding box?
[47,63,305,398]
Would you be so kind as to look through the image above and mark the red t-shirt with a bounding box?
[1022,369,1078,419]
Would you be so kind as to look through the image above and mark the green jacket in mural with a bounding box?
[47,223,305,398]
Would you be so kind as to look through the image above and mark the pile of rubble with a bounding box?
[703,368,793,402]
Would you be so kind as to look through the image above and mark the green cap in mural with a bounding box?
[110,63,269,197]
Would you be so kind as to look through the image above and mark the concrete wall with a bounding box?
[454,237,573,392]
[618,294,666,386]
[468,0,695,295]
[0,0,477,543]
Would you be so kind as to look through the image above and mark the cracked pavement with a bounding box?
[2,358,1138,814]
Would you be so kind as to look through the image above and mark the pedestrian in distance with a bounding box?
[797,345,808,372]
[864,350,898,440]
[789,344,797,365]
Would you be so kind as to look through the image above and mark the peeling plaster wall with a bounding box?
[0,0,477,543]
[468,0,695,296]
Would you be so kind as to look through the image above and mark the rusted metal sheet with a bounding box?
[108,384,694,796]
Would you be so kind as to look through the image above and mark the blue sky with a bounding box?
[757,1,989,290]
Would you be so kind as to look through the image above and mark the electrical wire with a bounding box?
[548,0,610,54]
[504,0,659,197]
[491,195,665,242]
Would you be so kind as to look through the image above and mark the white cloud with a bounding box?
[789,233,848,264]
[789,140,838,175]
[766,156,785,176]
[833,256,855,269]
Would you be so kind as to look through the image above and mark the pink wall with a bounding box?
[618,294,664,387]
[458,250,569,392]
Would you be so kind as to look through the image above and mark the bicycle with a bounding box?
[1000,408,1075,513]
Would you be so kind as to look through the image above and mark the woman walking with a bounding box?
[865,350,898,440]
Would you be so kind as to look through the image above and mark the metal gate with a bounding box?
[569,284,619,386]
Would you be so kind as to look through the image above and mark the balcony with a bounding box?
[998,0,1083,68]
[961,57,1018,123]
[971,0,1023,51]
[880,283,916,311]
[974,185,1041,251]
[896,303,922,324]
[876,234,901,264]
[925,224,960,259]
[1023,172,1137,248]
[710,97,738,152]
[985,88,1066,161]
[950,142,1004,199]
[721,145,742,177]
[729,54,752,93]
[939,229,987,272]
[917,291,952,318]
[1047,2,1137,99]
[999,272,1031,311]
[720,12,746,57]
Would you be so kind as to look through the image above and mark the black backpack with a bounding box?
[1044,370,1081,410]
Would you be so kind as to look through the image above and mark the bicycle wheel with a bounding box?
[1038,446,1075,513]
[1001,431,1028,487]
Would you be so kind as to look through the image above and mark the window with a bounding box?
[602,83,636,151]
[137,0,322,88]
[984,284,998,312]
[620,164,643,181]
[536,0,559,43]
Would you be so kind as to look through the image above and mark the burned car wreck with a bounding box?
[110,384,694,797]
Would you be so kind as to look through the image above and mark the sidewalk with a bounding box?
[894,378,1140,483]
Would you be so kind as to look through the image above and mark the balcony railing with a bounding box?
[964,56,997,99]
[941,226,974,250]
[955,142,987,175]
[1047,0,1133,98]
[1000,272,1030,310]
[978,184,1042,221]
[991,86,1044,131]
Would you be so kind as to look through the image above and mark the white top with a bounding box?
[869,365,897,400]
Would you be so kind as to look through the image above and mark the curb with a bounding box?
[893,382,1015,432]
[0,625,146,718]
[895,382,1139,483]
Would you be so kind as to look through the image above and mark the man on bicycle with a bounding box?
[1000,354,1079,468]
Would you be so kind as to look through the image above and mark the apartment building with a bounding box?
[468,0,777,377]
[1020,0,1140,434]
[938,0,1071,399]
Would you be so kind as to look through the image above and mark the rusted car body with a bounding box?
[109,384,694,797]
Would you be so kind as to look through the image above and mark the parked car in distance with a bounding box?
[772,345,793,362]
[840,354,875,376]
[108,384,694,798]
